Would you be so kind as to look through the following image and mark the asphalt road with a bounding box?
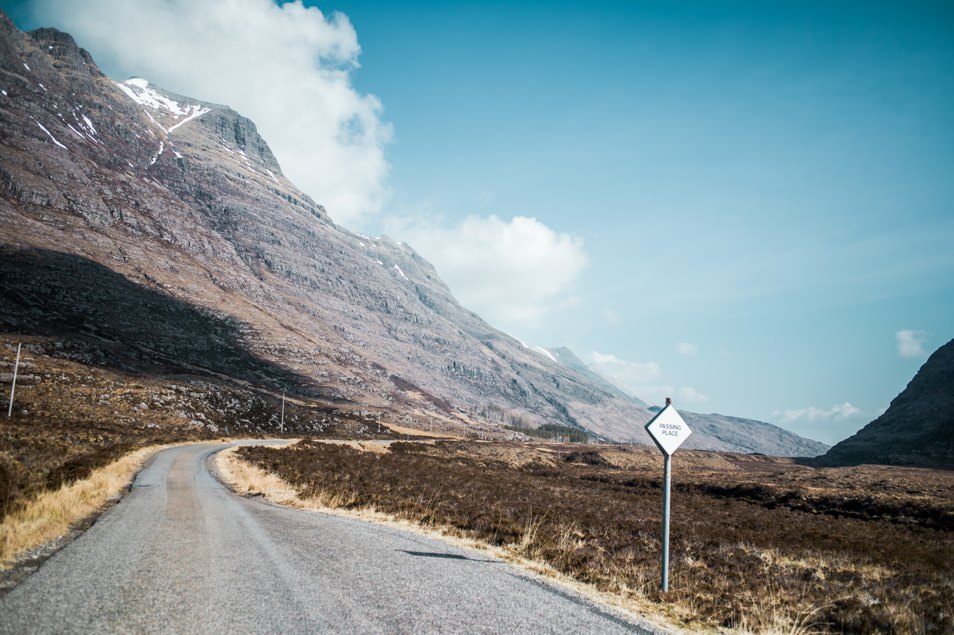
[0,442,661,634]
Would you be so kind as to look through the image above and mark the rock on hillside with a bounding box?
[816,339,954,469]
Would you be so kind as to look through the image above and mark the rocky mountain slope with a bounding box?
[0,14,826,455]
[816,339,954,469]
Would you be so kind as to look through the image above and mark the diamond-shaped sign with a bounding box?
[645,405,692,456]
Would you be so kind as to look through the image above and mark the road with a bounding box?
[0,442,660,634]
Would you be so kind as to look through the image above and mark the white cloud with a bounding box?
[590,352,661,381]
[773,402,863,423]
[394,215,587,327]
[587,352,706,406]
[895,329,929,358]
[677,386,708,404]
[676,341,697,356]
[33,0,390,227]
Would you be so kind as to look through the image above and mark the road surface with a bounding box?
[1,442,660,634]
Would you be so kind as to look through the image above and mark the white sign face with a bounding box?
[645,405,692,456]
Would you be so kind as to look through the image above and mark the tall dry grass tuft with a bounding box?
[0,444,170,568]
[730,557,836,635]
[516,514,543,558]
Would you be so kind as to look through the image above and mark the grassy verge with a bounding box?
[215,446,302,506]
[0,443,173,569]
[236,440,954,634]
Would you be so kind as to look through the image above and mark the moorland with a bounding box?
[239,439,954,634]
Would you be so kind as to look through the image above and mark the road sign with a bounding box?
[644,400,692,592]
[644,403,692,456]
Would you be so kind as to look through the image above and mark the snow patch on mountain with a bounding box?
[117,77,185,114]
[532,346,558,363]
[167,105,210,133]
[115,78,210,133]
[34,119,66,149]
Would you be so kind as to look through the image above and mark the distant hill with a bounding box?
[680,411,830,457]
[816,339,954,469]
[548,347,829,457]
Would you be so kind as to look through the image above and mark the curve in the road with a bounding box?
[0,442,662,634]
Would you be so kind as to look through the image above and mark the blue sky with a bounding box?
[5,1,953,444]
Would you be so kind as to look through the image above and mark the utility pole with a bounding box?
[7,343,21,418]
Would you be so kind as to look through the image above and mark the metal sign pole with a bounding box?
[7,342,21,418]
[280,392,285,434]
[644,397,692,594]
[661,453,671,592]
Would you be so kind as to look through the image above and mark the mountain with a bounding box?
[816,339,954,469]
[0,15,826,456]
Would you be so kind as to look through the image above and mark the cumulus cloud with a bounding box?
[676,341,697,356]
[394,215,587,327]
[773,402,862,423]
[895,329,929,358]
[590,352,661,382]
[676,386,708,404]
[587,352,707,406]
[33,0,390,226]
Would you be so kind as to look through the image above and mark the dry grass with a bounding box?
[0,443,175,568]
[311,440,396,454]
[214,446,302,506]
[384,422,461,439]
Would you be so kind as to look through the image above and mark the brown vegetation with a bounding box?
[239,440,954,634]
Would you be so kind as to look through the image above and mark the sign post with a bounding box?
[644,397,692,592]
[7,342,21,418]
